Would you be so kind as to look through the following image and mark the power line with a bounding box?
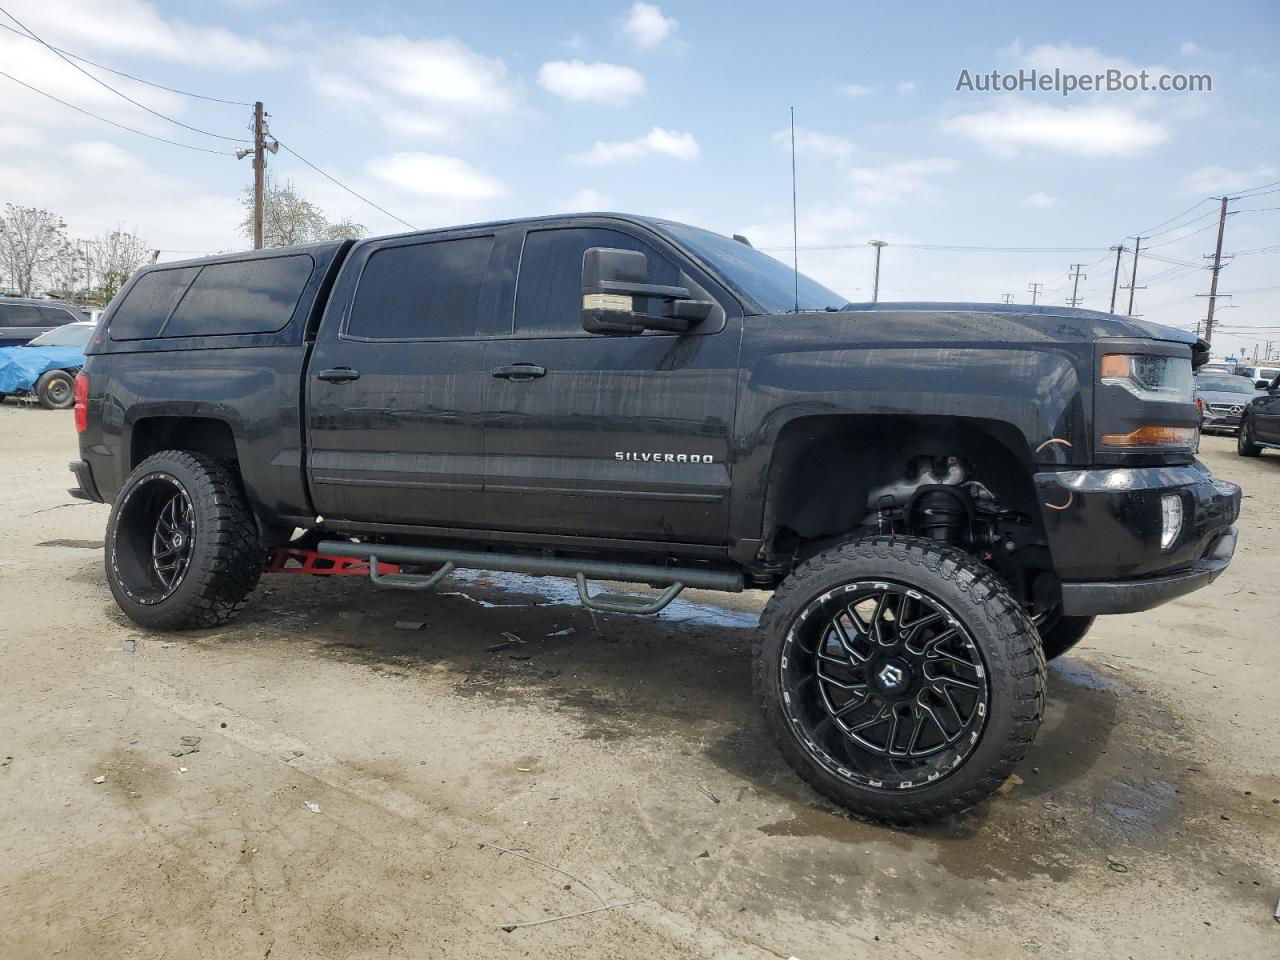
[0,21,252,106]
[0,5,248,142]
[274,139,417,231]
[0,69,235,155]
[1132,197,1214,237]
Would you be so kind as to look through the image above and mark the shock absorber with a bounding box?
[909,486,971,544]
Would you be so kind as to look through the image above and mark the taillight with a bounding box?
[73,372,89,433]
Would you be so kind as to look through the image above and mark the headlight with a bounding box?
[1100,425,1197,449]
[1100,354,1193,401]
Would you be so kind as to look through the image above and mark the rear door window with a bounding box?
[0,303,44,327]
[346,235,494,340]
[108,267,201,340]
[37,306,76,326]
[162,256,314,338]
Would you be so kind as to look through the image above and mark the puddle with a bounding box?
[1049,658,1132,694]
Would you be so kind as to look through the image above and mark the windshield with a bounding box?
[1196,375,1258,395]
[657,221,846,314]
[29,323,94,348]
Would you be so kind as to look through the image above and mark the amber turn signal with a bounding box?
[1099,425,1196,448]
[1099,354,1133,380]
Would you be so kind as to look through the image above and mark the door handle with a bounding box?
[316,367,360,383]
[491,363,546,381]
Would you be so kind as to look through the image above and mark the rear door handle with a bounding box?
[491,363,546,381]
[316,367,360,383]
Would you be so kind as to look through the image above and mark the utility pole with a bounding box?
[1027,282,1043,305]
[868,240,887,303]
[1124,236,1144,315]
[1201,196,1231,347]
[236,101,277,250]
[1000,293,1014,304]
[1067,263,1087,307]
[1108,244,1125,313]
[82,239,91,300]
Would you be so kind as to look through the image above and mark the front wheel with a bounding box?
[754,536,1045,824]
[105,451,263,629]
[1238,417,1262,457]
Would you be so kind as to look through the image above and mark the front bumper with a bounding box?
[1035,461,1241,615]
[1060,525,1236,615]
[1201,410,1243,432]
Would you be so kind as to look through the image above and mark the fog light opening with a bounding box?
[1160,494,1184,552]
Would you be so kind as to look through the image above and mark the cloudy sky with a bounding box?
[1,0,1277,359]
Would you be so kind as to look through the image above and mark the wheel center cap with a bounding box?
[876,661,909,693]
[172,532,185,549]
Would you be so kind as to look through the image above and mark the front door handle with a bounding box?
[317,367,360,383]
[491,363,547,381]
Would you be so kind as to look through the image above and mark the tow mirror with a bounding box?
[581,247,713,336]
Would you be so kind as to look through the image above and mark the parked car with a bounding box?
[0,321,96,408]
[1195,372,1262,435]
[1238,373,1280,456]
[1198,361,1237,375]
[69,215,1241,824]
[0,297,85,347]
[1237,364,1280,389]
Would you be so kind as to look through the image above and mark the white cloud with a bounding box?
[896,81,917,95]
[847,158,957,205]
[563,188,615,211]
[6,0,272,68]
[1180,40,1200,56]
[1181,164,1279,195]
[1021,191,1057,208]
[569,127,699,165]
[537,60,646,103]
[840,83,875,97]
[942,100,1169,156]
[622,2,677,50]
[771,127,855,160]
[367,153,506,200]
[306,34,519,142]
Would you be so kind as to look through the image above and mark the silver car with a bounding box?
[1196,373,1262,435]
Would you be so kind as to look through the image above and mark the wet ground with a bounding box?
[1,405,1278,959]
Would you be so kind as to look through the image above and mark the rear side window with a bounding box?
[162,256,314,338]
[38,306,76,326]
[0,303,44,326]
[109,267,200,340]
[346,235,494,340]
[513,227,679,338]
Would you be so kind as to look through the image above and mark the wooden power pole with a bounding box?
[1108,244,1124,313]
[252,101,265,250]
[1126,236,1143,315]
[1201,196,1231,347]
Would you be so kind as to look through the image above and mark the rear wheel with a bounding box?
[1238,417,1262,457]
[754,536,1045,824]
[35,370,75,409]
[105,450,263,630]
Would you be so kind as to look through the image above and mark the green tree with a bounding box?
[240,176,367,247]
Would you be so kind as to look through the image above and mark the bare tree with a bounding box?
[0,204,70,297]
[92,227,152,303]
[240,176,367,248]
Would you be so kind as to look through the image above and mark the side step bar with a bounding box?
[316,539,744,614]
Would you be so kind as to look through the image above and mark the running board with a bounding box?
[315,539,743,612]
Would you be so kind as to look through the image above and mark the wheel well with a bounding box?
[761,414,1041,558]
[130,417,238,472]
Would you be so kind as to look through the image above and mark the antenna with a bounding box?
[790,106,799,313]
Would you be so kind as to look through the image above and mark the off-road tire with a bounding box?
[1037,611,1095,661]
[754,535,1045,824]
[1238,417,1262,457]
[105,451,263,630]
[35,369,75,409]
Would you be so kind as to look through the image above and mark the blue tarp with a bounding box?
[0,345,86,394]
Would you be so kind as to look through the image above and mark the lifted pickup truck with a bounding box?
[71,214,1241,823]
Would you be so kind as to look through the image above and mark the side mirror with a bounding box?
[581,247,713,336]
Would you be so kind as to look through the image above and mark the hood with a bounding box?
[1197,387,1260,404]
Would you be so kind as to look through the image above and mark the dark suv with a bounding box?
[0,297,84,346]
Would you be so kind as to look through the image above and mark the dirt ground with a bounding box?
[1,404,1277,960]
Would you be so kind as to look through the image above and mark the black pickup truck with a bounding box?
[70,213,1241,823]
